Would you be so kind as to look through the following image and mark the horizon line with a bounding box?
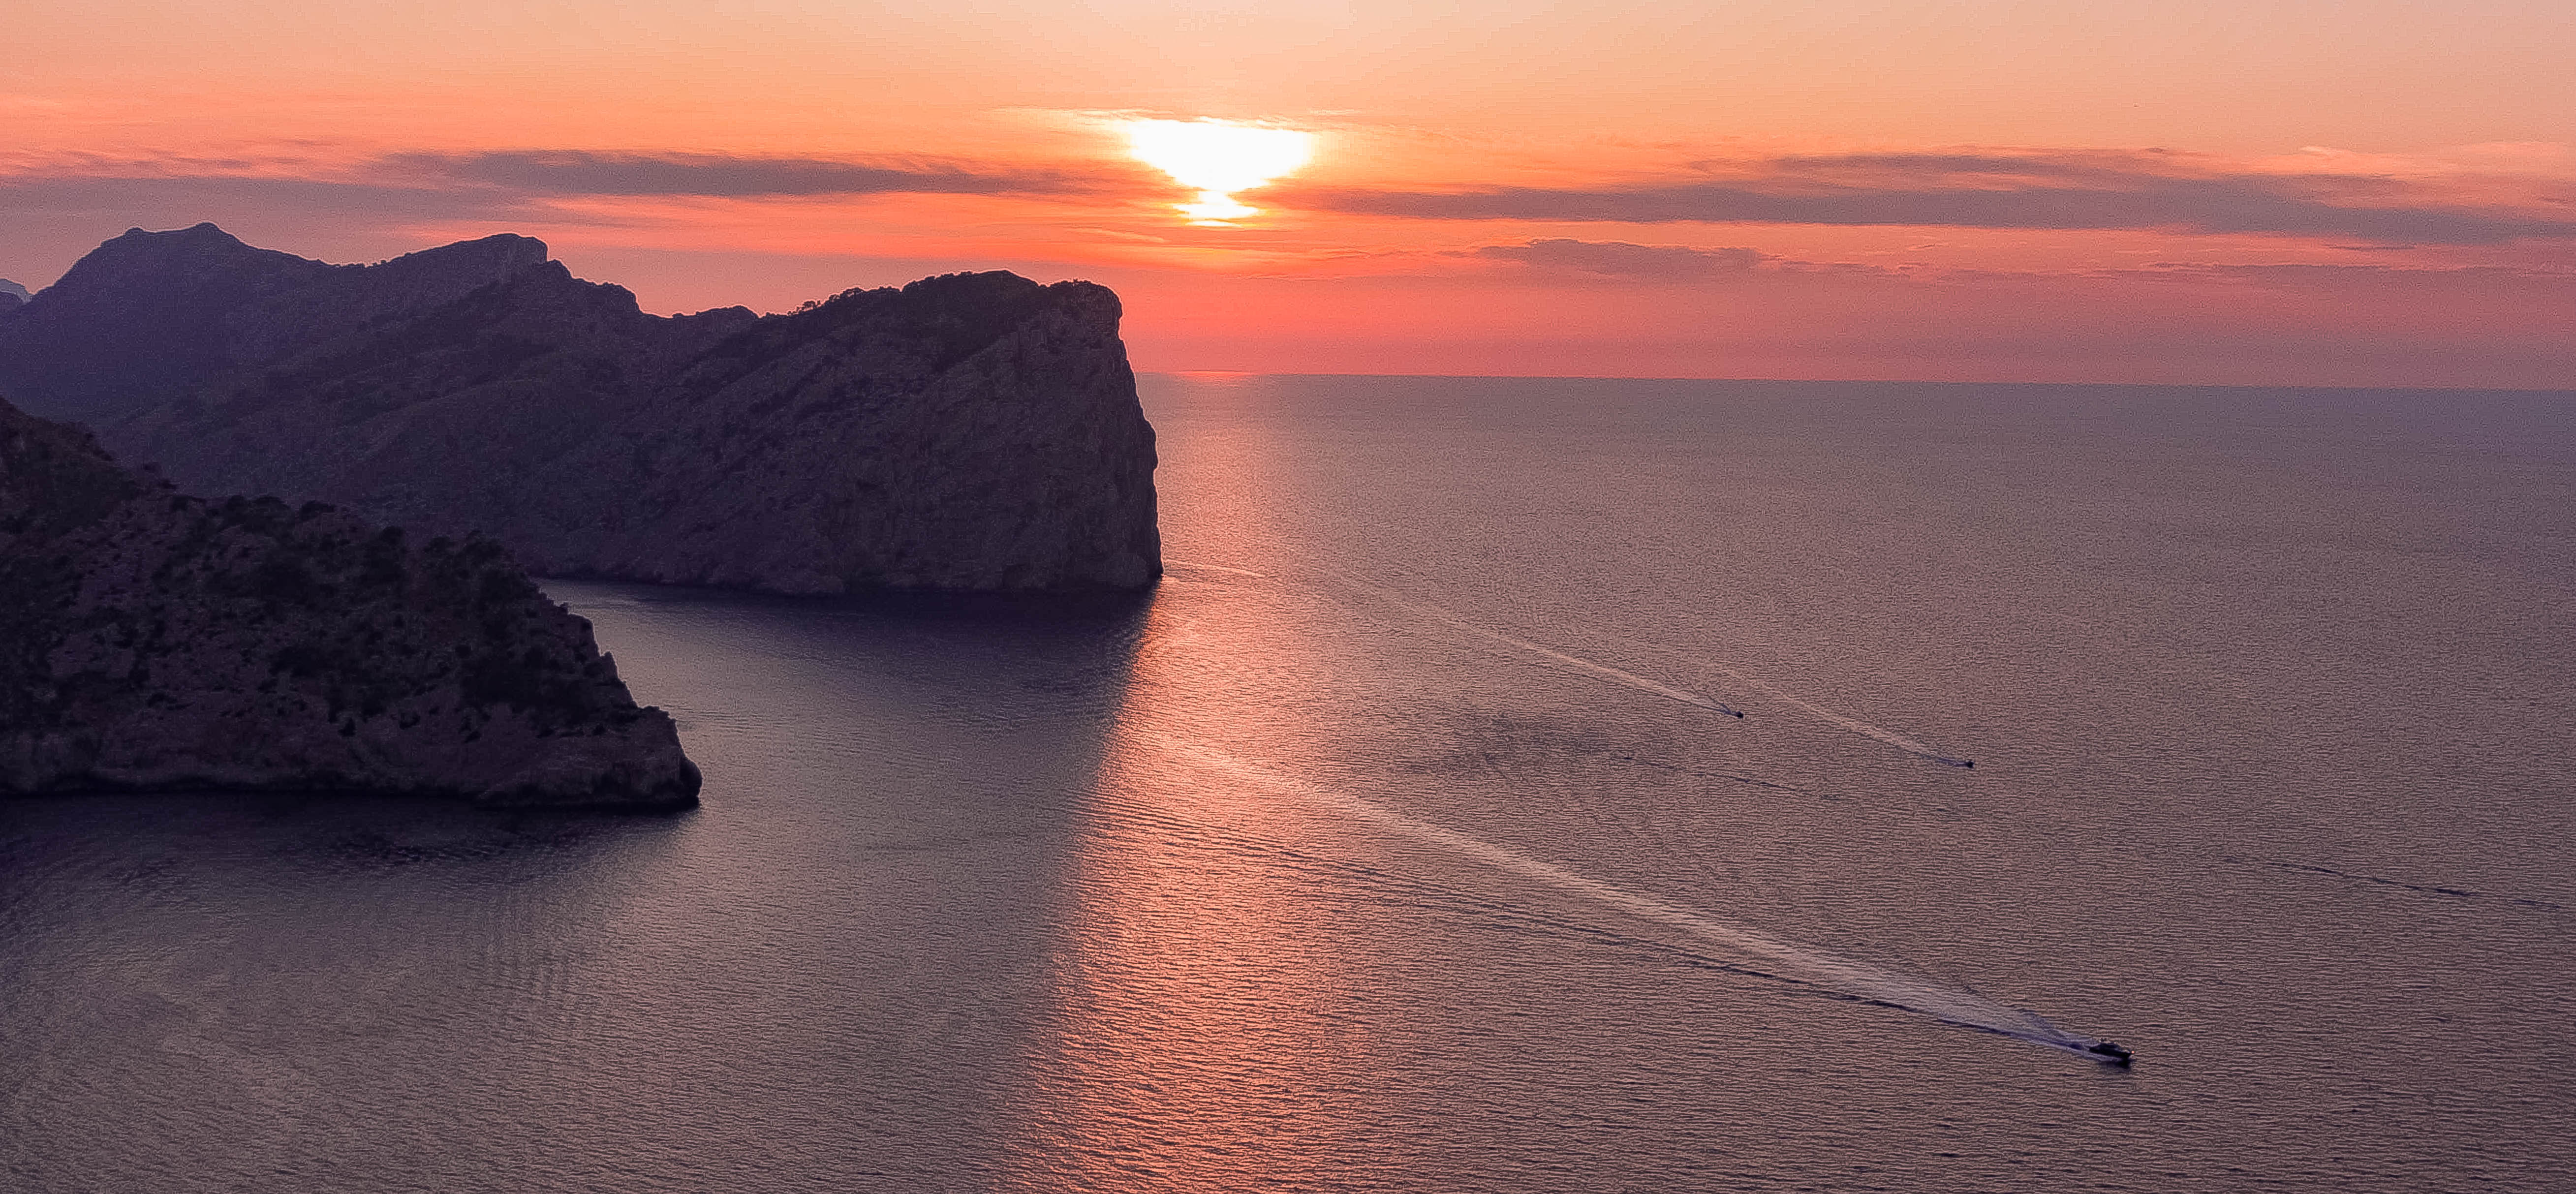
[1140,370,2576,396]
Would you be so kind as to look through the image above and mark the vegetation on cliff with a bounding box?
[1,396,700,807]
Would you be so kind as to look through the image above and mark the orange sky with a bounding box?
[5,0,2573,385]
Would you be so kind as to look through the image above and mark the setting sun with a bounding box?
[1121,118,1316,224]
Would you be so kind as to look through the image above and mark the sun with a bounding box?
[1122,119,1316,224]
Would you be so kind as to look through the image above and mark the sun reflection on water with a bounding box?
[993,589,1428,1189]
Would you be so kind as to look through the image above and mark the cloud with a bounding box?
[1474,238,1766,280]
[0,151,1123,223]
[2125,260,2576,285]
[1442,239,2576,290]
[1288,150,2576,245]
[379,151,1101,198]
[0,171,525,223]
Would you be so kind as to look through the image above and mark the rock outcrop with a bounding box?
[0,396,701,808]
[0,279,27,310]
[0,224,1161,594]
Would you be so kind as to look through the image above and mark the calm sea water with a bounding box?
[6,376,2573,1192]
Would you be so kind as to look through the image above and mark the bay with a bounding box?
[5,375,2571,1191]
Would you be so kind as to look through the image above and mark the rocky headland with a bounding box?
[0,396,701,808]
[0,223,1161,594]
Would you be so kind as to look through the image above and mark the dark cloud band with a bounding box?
[380,151,1100,198]
[1291,152,2576,245]
[0,151,1120,219]
[1474,239,1767,280]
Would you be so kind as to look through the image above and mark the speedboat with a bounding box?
[2084,1041,2133,1066]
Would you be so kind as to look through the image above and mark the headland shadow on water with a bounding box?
[574,573,1164,623]
[0,784,694,885]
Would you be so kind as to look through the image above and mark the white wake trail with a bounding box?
[1320,567,1746,719]
[1324,563,1974,767]
[1172,741,2093,1054]
[1225,558,1969,767]
[1165,558,1270,579]
[1693,663,1976,768]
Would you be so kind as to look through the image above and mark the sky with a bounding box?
[4,0,2573,386]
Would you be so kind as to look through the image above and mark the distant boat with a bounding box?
[2084,1041,2133,1066]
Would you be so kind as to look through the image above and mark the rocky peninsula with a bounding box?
[0,224,1161,594]
[0,397,700,808]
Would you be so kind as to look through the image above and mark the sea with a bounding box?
[5,375,2572,1192]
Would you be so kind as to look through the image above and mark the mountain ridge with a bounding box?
[0,225,1161,594]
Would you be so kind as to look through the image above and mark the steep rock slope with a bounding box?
[0,225,1161,593]
[0,224,546,429]
[0,397,700,808]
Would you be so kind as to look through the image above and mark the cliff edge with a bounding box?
[0,396,701,808]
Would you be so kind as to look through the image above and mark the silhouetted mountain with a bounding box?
[0,225,1159,593]
[0,396,700,808]
[0,279,27,310]
[0,225,550,429]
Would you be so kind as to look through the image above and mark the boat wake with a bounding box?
[1320,567,1746,718]
[1168,739,2109,1060]
[1311,565,1980,767]
[1692,662,1976,767]
[1164,558,1270,579]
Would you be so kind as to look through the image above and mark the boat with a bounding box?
[2084,1041,2133,1066]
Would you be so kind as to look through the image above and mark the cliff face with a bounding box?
[0,225,1161,594]
[0,397,700,809]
